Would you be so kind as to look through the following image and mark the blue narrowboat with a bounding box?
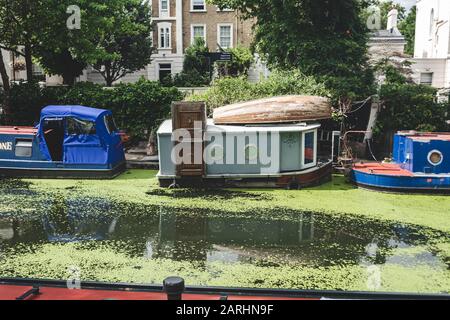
[350,131,450,193]
[0,105,126,178]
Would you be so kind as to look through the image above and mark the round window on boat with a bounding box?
[245,144,258,161]
[428,150,443,166]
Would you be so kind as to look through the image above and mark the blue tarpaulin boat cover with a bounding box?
[37,105,124,167]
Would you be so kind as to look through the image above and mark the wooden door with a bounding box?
[172,102,206,177]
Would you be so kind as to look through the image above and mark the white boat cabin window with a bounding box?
[15,139,33,157]
[67,117,96,135]
[303,130,317,168]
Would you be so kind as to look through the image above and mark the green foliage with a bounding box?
[91,0,154,86]
[376,84,449,135]
[399,6,416,56]
[172,38,211,87]
[216,46,253,78]
[188,70,330,112]
[0,80,183,139]
[210,0,375,101]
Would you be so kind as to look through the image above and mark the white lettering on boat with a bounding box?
[0,142,13,151]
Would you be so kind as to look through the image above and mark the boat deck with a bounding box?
[353,162,414,177]
[0,126,38,135]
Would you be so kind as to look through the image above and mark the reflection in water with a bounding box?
[0,197,448,271]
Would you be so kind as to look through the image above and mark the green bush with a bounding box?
[216,46,253,78]
[0,79,183,140]
[188,70,330,112]
[170,38,211,87]
[374,83,450,155]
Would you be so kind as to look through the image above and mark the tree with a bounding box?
[172,38,210,87]
[209,0,374,103]
[0,0,44,82]
[216,46,253,78]
[91,0,154,86]
[32,0,154,86]
[0,50,11,116]
[399,6,416,56]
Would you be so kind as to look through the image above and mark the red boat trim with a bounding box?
[0,126,38,135]
[353,163,414,177]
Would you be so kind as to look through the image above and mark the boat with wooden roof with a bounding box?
[350,131,450,193]
[213,95,332,125]
[157,99,333,189]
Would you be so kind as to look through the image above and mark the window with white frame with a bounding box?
[420,72,433,85]
[302,131,317,168]
[160,0,169,17]
[218,24,233,49]
[191,24,206,44]
[158,23,171,49]
[191,0,206,11]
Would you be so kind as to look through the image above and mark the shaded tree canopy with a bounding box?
[209,0,375,102]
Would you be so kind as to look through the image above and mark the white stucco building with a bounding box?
[412,0,450,88]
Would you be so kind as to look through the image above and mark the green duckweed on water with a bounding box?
[0,169,449,294]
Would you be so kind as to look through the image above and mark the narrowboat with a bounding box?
[0,105,126,178]
[350,131,450,193]
[157,98,333,188]
[1,277,448,300]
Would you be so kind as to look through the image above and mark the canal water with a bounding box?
[0,195,447,272]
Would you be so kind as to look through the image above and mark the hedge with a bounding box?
[187,70,331,113]
[0,79,184,140]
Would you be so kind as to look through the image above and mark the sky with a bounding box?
[393,0,416,11]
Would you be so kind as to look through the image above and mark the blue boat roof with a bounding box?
[41,105,111,122]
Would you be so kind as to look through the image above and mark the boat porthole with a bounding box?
[245,144,258,161]
[427,150,443,166]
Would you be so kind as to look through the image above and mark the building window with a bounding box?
[159,63,172,84]
[217,24,233,49]
[158,23,171,49]
[420,72,433,85]
[191,0,206,11]
[191,24,206,44]
[160,0,169,17]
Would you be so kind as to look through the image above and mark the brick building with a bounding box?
[68,0,259,85]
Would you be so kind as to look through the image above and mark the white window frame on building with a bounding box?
[191,24,206,44]
[191,0,206,12]
[159,0,170,18]
[217,24,233,49]
[158,63,172,82]
[158,22,172,49]
[420,72,433,86]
